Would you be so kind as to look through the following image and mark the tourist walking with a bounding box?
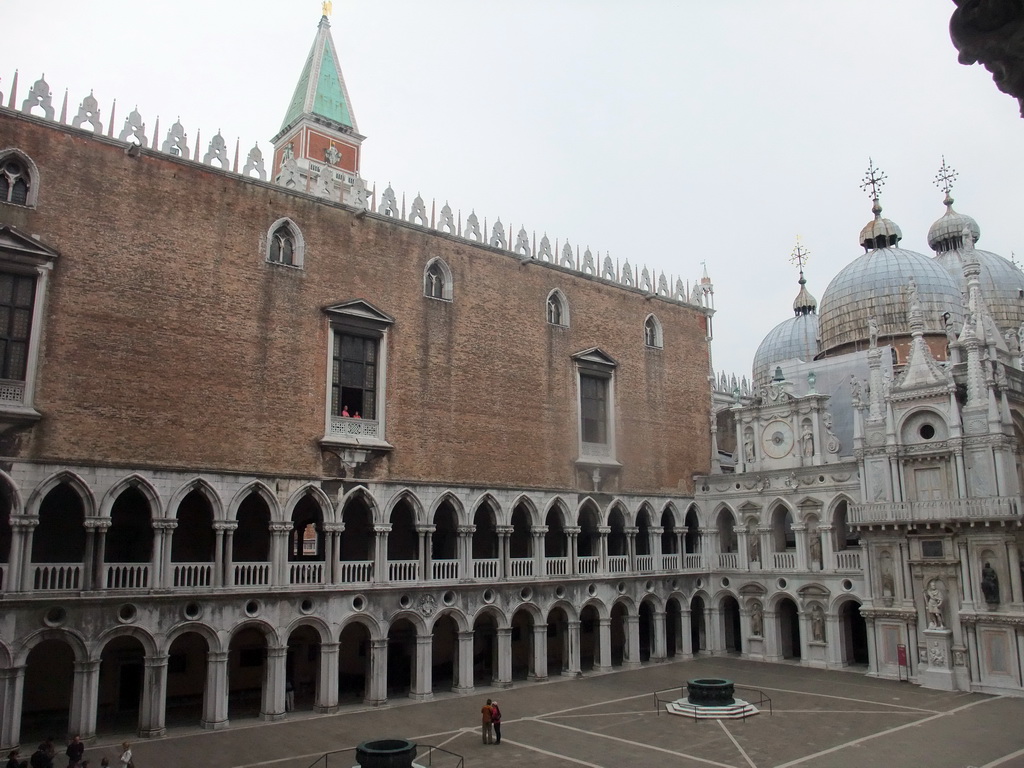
[117,743,132,768]
[491,700,502,744]
[480,698,494,744]
[65,736,84,768]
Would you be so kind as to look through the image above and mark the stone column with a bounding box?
[763,610,781,662]
[222,523,237,587]
[793,524,808,571]
[324,523,343,585]
[595,618,612,671]
[154,519,177,588]
[864,618,879,676]
[757,526,772,570]
[8,517,36,592]
[529,624,548,681]
[701,527,719,569]
[366,639,389,705]
[824,616,842,668]
[495,627,513,688]
[262,646,288,721]
[959,540,976,608]
[798,609,811,662]
[625,526,638,571]
[316,642,340,713]
[531,525,547,577]
[0,666,25,751]
[372,524,391,584]
[497,526,513,579]
[735,526,749,570]
[93,520,110,589]
[457,525,475,581]
[1006,540,1023,606]
[566,526,580,575]
[965,623,981,684]
[138,653,168,737]
[565,621,582,676]
[82,521,97,591]
[417,524,434,582]
[269,522,292,586]
[202,651,230,729]
[705,607,722,655]
[597,526,610,573]
[454,631,475,694]
[211,523,230,588]
[819,525,835,572]
[648,526,662,570]
[623,615,642,668]
[411,634,434,701]
[652,610,667,661]
[679,607,694,659]
[69,660,100,740]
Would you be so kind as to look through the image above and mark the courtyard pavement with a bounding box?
[70,657,1024,768]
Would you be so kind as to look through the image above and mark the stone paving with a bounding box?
[67,657,1024,768]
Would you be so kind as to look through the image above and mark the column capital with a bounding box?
[208,651,230,663]
[84,517,112,530]
[266,646,289,658]
[624,526,639,536]
[213,521,238,532]
[496,526,514,536]
[530,525,549,535]
[320,642,340,652]
[373,524,392,534]
[415,524,436,534]
[144,654,170,668]
[564,526,581,536]
[496,626,513,637]
[153,519,178,530]
[269,522,293,533]
[323,522,345,533]
[9,516,38,530]
[597,526,611,535]
[457,525,476,535]
[457,631,475,641]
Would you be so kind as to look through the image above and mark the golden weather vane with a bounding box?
[322,1,333,17]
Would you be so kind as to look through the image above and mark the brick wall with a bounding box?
[0,111,710,493]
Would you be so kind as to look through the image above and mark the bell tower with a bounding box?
[272,3,365,204]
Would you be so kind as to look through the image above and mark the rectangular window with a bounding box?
[0,271,36,381]
[580,373,607,444]
[332,331,377,419]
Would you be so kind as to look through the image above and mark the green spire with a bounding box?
[280,15,357,133]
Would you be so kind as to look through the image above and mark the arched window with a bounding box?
[547,290,569,327]
[644,314,663,348]
[423,258,453,301]
[266,218,304,267]
[0,151,39,207]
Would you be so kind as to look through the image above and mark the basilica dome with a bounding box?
[818,203,964,356]
[752,272,819,386]
[928,194,1024,334]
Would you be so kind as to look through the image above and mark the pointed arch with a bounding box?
[0,147,41,207]
[284,484,334,524]
[643,313,663,349]
[384,488,426,525]
[543,496,572,528]
[546,288,570,327]
[25,470,97,518]
[424,257,453,301]
[99,474,163,519]
[340,485,381,523]
[167,477,225,521]
[509,493,540,527]
[228,480,281,521]
[266,216,305,267]
[429,492,465,523]
[470,492,502,524]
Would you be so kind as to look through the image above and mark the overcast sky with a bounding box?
[5,1,1023,381]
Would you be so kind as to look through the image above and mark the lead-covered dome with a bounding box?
[753,271,820,386]
[818,203,964,355]
[929,193,1024,333]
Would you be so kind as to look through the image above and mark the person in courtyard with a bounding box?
[491,700,502,744]
[6,750,25,768]
[65,736,84,768]
[480,698,494,744]
[118,743,132,768]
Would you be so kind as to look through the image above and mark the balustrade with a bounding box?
[660,553,680,570]
[850,496,1021,524]
[834,550,861,570]
[338,560,373,583]
[773,552,796,570]
[683,553,704,570]
[545,557,568,576]
[473,558,499,580]
[173,563,213,588]
[431,559,459,580]
[31,564,82,590]
[509,557,534,577]
[635,554,654,573]
[290,561,324,585]
[717,553,739,569]
[388,560,419,582]
[104,564,150,589]
[577,555,600,575]
[607,555,629,574]
[234,562,271,586]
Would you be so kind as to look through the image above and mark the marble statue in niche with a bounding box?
[811,604,825,642]
[926,579,945,629]
[981,562,1000,605]
[750,601,763,637]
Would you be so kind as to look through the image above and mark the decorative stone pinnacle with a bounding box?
[860,158,887,211]
[933,155,958,205]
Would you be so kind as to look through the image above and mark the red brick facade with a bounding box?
[0,110,710,493]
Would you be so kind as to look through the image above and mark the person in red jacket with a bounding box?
[490,700,502,744]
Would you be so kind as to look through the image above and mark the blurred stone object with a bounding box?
[950,0,1024,116]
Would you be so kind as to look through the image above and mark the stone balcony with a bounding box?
[850,496,1022,525]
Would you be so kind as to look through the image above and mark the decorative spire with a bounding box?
[322,0,333,17]
[857,158,901,251]
[789,238,817,316]
[933,155,958,208]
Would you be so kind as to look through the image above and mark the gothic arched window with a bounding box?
[644,314,663,348]
[266,218,304,268]
[423,258,453,300]
[547,290,569,327]
[0,151,39,207]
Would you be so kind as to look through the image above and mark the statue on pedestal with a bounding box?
[926,579,945,629]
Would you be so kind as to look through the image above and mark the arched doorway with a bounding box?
[546,606,569,674]
[431,614,459,691]
[839,601,869,666]
[386,618,417,697]
[228,627,268,720]
[21,639,75,745]
[97,636,146,735]
[286,625,321,712]
[339,622,371,702]
[690,596,706,653]
[510,608,533,680]
[638,601,654,661]
[165,632,208,728]
[778,598,801,660]
[472,613,497,685]
[579,604,600,670]
[610,603,627,666]
[721,595,742,653]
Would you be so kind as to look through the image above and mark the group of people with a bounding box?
[6,738,133,768]
[480,699,502,745]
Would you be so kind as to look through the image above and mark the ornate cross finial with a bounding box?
[789,237,810,271]
[322,0,333,16]
[933,155,958,199]
[860,158,887,202]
